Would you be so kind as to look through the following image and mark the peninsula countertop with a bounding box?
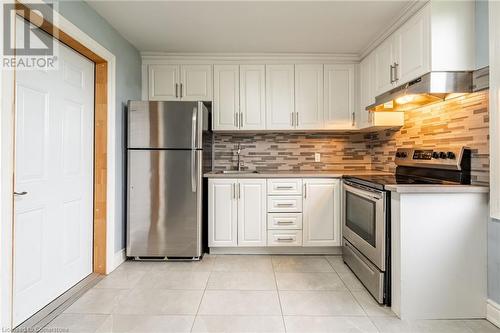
[385,184,489,193]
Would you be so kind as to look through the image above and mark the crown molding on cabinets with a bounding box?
[359,0,428,60]
[141,53,360,64]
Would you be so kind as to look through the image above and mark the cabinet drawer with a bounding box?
[267,230,302,246]
[267,213,302,230]
[267,179,303,195]
[267,196,302,212]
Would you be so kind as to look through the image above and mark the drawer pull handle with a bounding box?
[276,186,293,189]
[276,203,293,207]
[277,221,293,224]
[277,237,294,241]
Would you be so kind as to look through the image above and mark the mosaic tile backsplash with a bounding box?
[367,91,489,184]
[213,132,371,171]
[213,91,489,184]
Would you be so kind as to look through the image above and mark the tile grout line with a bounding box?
[271,256,288,333]
[325,255,382,333]
[189,255,215,333]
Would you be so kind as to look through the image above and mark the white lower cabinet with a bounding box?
[267,212,302,230]
[208,179,238,247]
[268,230,303,246]
[209,177,341,250]
[303,179,341,246]
[209,179,266,247]
[238,179,267,246]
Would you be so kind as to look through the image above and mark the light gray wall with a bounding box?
[53,0,141,252]
[489,219,500,303]
[476,0,489,69]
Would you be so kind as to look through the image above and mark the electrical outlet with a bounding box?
[314,152,321,162]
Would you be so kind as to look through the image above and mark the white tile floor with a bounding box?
[43,255,500,333]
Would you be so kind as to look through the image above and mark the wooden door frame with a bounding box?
[0,1,118,328]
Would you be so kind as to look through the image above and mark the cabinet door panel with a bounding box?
[180,64,212,101]
[324,64,355,129]
[303,179,340,246]
[374,38,395,96]
[148,65,179,101]
[295,64,324,129]
[238,179,267,246]
[396,6,430,85]
[240,65,266,130]
[213,65,239,131]
[265,65,295,130]
[359,55,373,129]
[209,179,237,247]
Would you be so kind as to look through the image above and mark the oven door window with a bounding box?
[345,191,376,247]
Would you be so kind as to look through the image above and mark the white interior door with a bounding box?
[13,27,94,326]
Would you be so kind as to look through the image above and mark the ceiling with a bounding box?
[87,1,413,55]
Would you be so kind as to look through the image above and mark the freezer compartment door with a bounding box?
[127,150,202,258]
[128,101,206,149]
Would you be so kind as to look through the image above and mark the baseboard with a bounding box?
[487,299,500,328]
[209,246,342,255]
[15,273,102,332]
[110,248,126,273]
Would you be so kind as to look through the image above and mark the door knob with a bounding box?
[14,191,28,196]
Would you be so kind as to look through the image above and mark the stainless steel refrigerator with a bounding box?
[126,101,212,259]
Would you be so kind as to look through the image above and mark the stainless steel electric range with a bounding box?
[342,147,471,305]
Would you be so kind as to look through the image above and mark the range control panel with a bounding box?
[395,147,468,170]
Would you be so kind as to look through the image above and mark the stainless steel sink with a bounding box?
[217,170,259,174]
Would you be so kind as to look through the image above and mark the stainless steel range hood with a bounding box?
[367,71,474,112]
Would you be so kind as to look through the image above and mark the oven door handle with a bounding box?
[343,182,383,201]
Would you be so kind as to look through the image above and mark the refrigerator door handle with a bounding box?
[191,107,197,193]
[191,150,197,192]
[191,107,197,150]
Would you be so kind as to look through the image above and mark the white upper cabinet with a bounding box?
[303,179,341,247]
[240,65,266,130]
[394,5,430,85]
[359,53,404,130]
[237,179,267,247]
[295,64,324,129]
[180,64,213,101]
[359,54,374,128]
[266,64,295,130]
[429,1,474,71]
[148,64,179,100]
[213,65,240,131]
[372,2,474,97]
[324,64,355,129]
[374,36,398,96]
[148,64,212,101]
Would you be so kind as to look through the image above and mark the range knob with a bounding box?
[447,152,456,159]
[439,152,447,159]
[432,152,439,159]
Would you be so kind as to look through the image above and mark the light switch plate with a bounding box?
[314,152,321,162]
